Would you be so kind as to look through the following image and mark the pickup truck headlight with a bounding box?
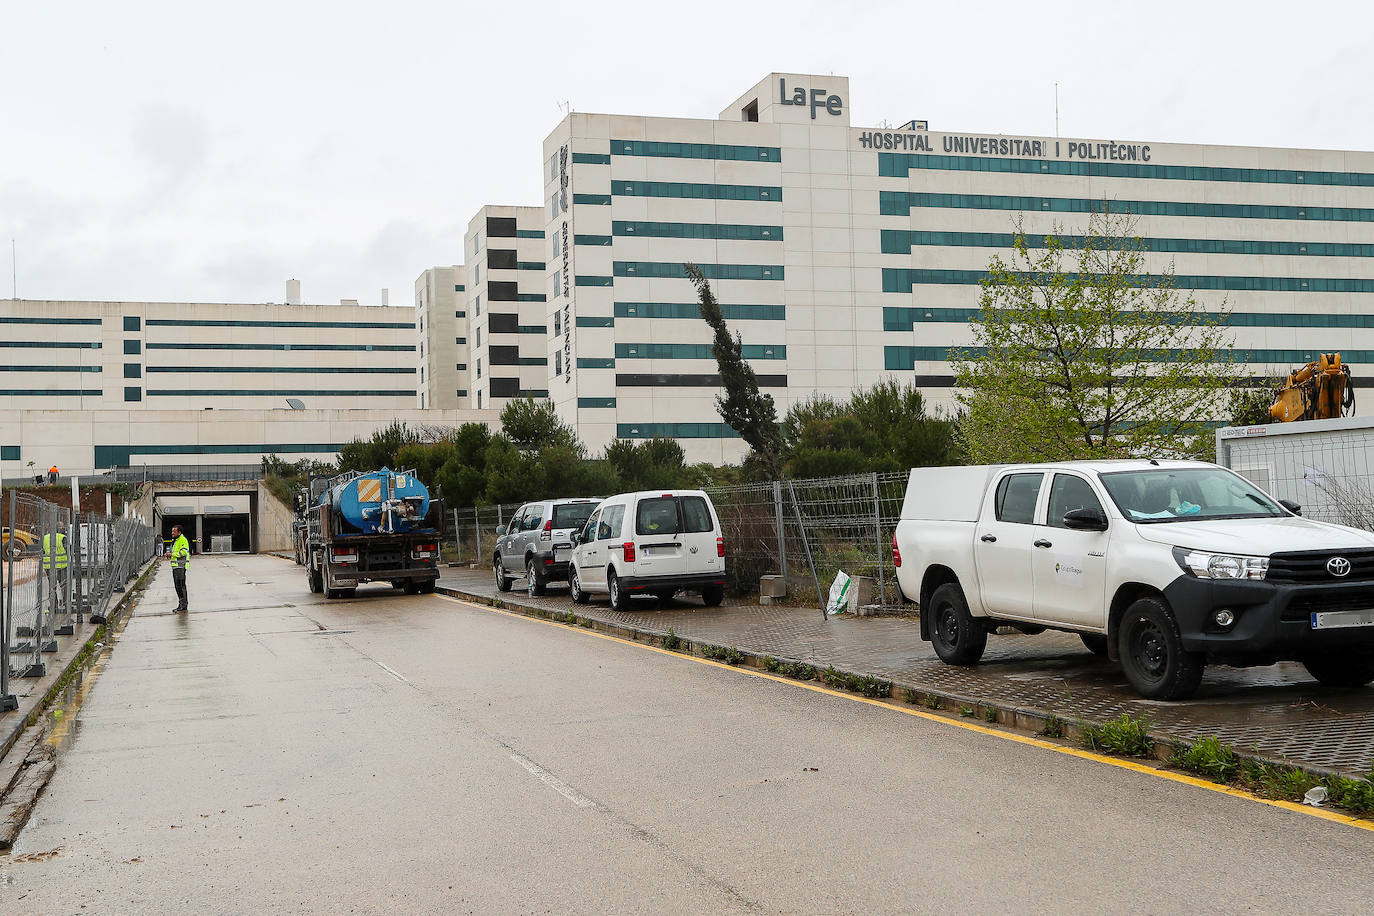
[1173,546,1269,580]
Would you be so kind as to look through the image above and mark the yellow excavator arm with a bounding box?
[1268,352,1356,422]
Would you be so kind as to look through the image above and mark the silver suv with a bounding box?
[494,498,601,596]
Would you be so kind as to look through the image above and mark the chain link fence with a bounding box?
[447,470,909,607]
[3,490,156,708]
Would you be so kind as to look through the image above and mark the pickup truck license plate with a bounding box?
[1311,610,1374,630]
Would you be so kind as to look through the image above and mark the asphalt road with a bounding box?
[5,554,1373,914]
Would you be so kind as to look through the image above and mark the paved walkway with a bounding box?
[441,566,1374,775]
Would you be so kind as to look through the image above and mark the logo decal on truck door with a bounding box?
[1053,557,1086,586]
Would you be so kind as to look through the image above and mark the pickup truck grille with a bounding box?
[1284,587,1374,621]
[1266,548,1374,583]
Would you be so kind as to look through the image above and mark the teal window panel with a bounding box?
[124,363,141,379]
[455,284,466,291]
[123,316,142,331]
[884,345,1374,370]
[614,181,781,202]
[124,339,142,355]
[517,261,546,271]
[0,446,18,460]
[515,229,545,238]
[884,306,1374,331]
[614,262,782,280]
[457,389,469,397]
[146,318,414,329]
[613,220,783,241]
[616,422,742,439]
[145,366,414,374]
[517,293,547,302]
[612,139,781,163]
[457,363,467,371]
[614,302,785,321]
[520,389,549,398]
[0,317,102,325]
[146,342,415,351]
[880,190,1374,223]
[615,342,784,360]
[573,152,611,164]
[880,228,1374,259]
[0,365,102,373]
[124,386,142,402]
[517,325,547,334]
[455,310,466,318]
[94,442,347,468]
[0,341,101,349]
[518,357,549,366]
[881,268,1374,293]
[578,397,617,408]
[576,316,615,328]
[145,389,416,397]
[576,276,614,287]
[573,193,612,205]
[577,357,615,369]
[0,388,101,396]
[877,151,1374,188]
[575,235,613,246]
[456,337,466,345]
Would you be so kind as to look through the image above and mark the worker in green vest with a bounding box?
[43,530,69,613]
[169,525,190,613]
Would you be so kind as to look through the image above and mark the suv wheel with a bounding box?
[526,558,547,597]
[608,570,630,611]
[1118,596,1204,700]
[494,557,511,592]
[569,567,589,605]
[928,582,987,666]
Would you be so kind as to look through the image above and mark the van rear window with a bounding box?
[635,496,714,535]
[553,503,596,529]
[681,496,713,533]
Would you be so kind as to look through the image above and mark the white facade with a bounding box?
[414,266,466,409]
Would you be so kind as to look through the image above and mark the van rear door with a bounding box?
[633,496,689,578]
[678,495,721,577]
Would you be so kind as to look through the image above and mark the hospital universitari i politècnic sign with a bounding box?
[856,129,1154,162]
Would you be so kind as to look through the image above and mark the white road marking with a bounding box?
[374,660,408,683]
[508,752,595,808]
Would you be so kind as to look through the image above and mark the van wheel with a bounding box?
[1302,653,1374,688]
[928,583,986,665]
[1080,633,1110,657]
[569,568,589,605]
[701,586,724,607]
[608,571,630,611]
[494,557,511,592]
[526,558,547,597]
[1119,597,1204,700]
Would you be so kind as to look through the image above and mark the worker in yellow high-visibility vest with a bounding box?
[42,530,69,612]
[169,525,190,613]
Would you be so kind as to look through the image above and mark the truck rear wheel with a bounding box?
[1302,653,1374,688]
[309,566,323,594]
[1118,597,1203,700]
[928,583,986,666]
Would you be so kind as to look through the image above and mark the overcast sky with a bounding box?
[3,0,1369,307]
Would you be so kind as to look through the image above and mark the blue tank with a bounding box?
[331,468,431,534]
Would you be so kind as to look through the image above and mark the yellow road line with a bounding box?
[436,593,1374,833]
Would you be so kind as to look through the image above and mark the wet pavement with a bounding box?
[441,567,1374,775]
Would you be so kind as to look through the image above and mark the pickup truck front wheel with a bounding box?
[1119,597,1203,700]
[928,583,987,666]
[1302,653,1374,688]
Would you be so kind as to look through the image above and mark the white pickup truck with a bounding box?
[893,459,1374,699]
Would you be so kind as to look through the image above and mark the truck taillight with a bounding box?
[893,534,901,568]
[541,519,552,541]
[330,546,358,564]
[411,543,437,558]
[623,542,636,563]
[717,537,724,557]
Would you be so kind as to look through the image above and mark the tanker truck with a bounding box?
[303,468,443,598]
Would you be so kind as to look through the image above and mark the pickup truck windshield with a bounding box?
[1099,468,1285,523]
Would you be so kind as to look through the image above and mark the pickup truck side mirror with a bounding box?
[1063,508,1109,531]
[495,524,506,536]
[1278,499,1302,516]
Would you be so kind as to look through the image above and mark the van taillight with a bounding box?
[623,542,636,563]
[541,519,552,541]
[717,537,724,557]
[892,534,901,568]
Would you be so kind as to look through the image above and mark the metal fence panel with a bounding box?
[1218,421,1374,528]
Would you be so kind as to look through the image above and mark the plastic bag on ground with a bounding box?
[826,572,852,617]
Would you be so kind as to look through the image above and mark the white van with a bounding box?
[568,490,726,610]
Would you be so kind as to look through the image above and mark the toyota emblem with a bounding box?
[1327,556,1352,578]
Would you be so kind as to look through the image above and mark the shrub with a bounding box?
[1080,714,1154,758]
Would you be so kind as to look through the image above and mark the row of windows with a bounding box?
[613,181,781,201]
[573,193,612,206]
[876,151,1374,188]
[578,397,617,408]
[575,276,615,287]
[576,316,615,328]
[883,346,1374,369]
[614,262,783,280]
[884,306,1374,331]
[611,139,781,163]
[0,388,101,396]
[880,191,1374,223]
[576,235,612,246]
[145,318,415,330]
[614,302,786,321]
[142,366,415,373]
[881,268,1374,293]
[577,357,615,369]
[143,389,416,397]
[517,293,548,302]
[0,365,101,372]
[93,442,345,467]
[612,220,783,241]
[515,229,545,239]
[516,261,545,271]
[1,341,100,348]
[0,316,101,325]
[880,229,1374,259]
[616,422,742,439]
[572,152,612,165]
[616,373,788,388]
[145,342,415,351]
[614,343,785,360]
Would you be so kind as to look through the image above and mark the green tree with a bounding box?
[781,382,957,477]
[1227,380,1278,427]
[952,210,1238,462]
[604,438,689,491]
[337,421,418,472]
[500,398,579,453]
[687,265,785,479]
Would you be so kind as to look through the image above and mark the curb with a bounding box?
[434,582,1355,786]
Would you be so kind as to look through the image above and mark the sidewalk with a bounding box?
[439,566,1374,776]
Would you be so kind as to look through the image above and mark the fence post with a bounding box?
[871,471,884,606]
[453,509,461,563]
[772,479,787,583]
[786,481,824,617]
[1,492,18,708]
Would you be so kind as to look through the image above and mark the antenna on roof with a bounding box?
[1054,82,1060,138]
